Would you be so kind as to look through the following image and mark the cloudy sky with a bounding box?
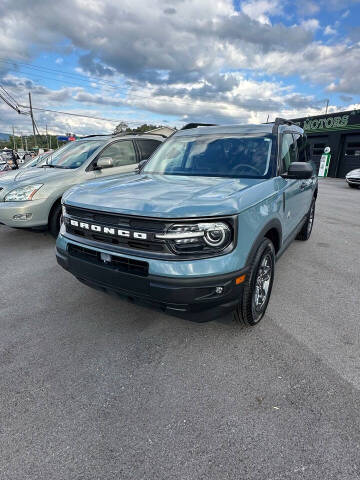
[0,0,360,136]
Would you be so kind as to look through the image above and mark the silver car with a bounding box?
[345,169,360,188]
[0,134,163,236]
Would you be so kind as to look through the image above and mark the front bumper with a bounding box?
[56,241,248,321]
[0,198,50,228]
[346,178,360,186]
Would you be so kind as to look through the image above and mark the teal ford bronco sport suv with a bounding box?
[56,119,318,325]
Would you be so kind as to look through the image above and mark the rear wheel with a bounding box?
[296,198,315,241]
[48,203,62,237]
[234,238,275,326]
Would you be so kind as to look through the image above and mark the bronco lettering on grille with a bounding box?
[69,219,147,240]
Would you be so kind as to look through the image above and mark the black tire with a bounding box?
[348,183,359,189]
[48,203,62,237]
[234,238,275,326]
[296,198,315,241]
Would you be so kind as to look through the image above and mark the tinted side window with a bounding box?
[293,134,307,162]
[98,141,136,167]
[281,133,297,172]
[136,139,161,160]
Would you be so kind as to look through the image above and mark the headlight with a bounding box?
[156,221,233,255]
[62,204,66,217]
[4,184,43,202]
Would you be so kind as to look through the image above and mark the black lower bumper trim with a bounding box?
[56,246,247,321]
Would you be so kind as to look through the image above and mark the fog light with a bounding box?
[13,213,32,221]
[215,286,224,294]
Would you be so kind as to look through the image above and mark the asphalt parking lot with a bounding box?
[1,178,360,480]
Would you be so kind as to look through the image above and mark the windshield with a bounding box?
[21,153,47,168]
[143,133,276,178]
[43,140,104,169]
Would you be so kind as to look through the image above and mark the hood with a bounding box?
[63,173,268,218]
[0,166,73,188]
[346,169,360,178]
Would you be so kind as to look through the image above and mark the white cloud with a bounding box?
[55,57,63,64]
[301,19,320,31]
[241,0,282,25]
[324,25,337,36]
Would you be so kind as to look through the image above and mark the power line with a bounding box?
[0,83,28,114]
[18,104,144,124]
[0,57,129,90]
[0,84,20,106]
[0,57,238,108]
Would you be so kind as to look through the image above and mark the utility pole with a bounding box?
[49,131,52,150]
[28,92,37,149]
[20,132,24,150]
[325,99,329,115]
[12,125,16,150]
[46,124,50,149]
[25,136,28,151]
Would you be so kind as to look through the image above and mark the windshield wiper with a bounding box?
[40,164,65,168]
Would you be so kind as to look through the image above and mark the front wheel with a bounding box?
[49,203,62,237]
[234,238,275,326]
[348,183,359,189]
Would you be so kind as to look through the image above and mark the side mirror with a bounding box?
[136,158,149,173]
[95,156,114,170]
[282,162,313,180]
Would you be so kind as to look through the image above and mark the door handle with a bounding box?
[299,181,307,190]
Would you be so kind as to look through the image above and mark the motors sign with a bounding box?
[292,110,360,133]
[303,115,349,131]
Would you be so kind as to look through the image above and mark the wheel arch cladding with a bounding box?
[245,219,282,265]
[264,227,281,254]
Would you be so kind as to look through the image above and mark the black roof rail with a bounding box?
[118,131,169,139]
[272,117,298,134]
[80,134,112,139]
[181,122,217,130]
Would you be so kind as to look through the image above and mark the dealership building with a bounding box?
[291,109,360,178]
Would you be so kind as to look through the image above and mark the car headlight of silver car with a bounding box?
[156,221,234,255]
[4,184,43,202]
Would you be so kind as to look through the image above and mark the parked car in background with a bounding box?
[0,149,19,170]
[0,162,12,175]
[0,133,164,236]
[345,168,360,188]
[57,119,318,325]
